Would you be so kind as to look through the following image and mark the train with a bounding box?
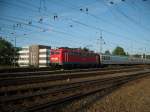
[50,47,150,68]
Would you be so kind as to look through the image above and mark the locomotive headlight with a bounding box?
[51,57,58,61]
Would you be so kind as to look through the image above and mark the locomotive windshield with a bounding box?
[51,51,60,55]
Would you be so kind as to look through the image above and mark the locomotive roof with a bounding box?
[52,47,95,53]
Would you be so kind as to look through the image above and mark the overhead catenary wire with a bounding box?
[0,0,150,52]
[0,16,89,47]
[0,0,97,46]
[101,0,150,43]
[0,0,91,44]
[1,0,146,46]
[48,0,150,47]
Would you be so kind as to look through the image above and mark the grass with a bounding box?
[87,76,150,112]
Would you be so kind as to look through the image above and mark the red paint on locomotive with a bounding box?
[50,47,100,66]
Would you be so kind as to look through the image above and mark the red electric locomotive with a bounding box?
[50,47,100,68]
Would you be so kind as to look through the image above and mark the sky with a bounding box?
[0,0,150,54]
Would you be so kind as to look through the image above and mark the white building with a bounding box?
[18,45,51,67]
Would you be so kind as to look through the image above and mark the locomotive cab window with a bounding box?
[51,51,60,55]
[55,52,60,54]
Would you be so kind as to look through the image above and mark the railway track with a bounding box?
[0,66,148,87]
[25,73,149,112]
[0,65,144,78]
[0,66,150,112]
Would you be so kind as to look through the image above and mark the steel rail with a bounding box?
[21,72,150,112]
[0,67,146,86]
[0,70,150,112]
[0,68,149,95]
[0,65,142,78]
[0,74,133,103]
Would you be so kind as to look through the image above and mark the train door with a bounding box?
[64,52,68,64]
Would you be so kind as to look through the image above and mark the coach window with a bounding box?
[107,56,110,60]
[102,56,103,60]
[104,56,106,60]
[105,56,108,60]
[102,56,105,60]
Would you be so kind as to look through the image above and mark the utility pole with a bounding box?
[100,31,103,54]
[14,36,16,68]
[97,31,105,54]
[144,48,146,59]
[12,35,16,68]
[131,41,133,57]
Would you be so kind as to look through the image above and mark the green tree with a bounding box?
[0,37,18,66]
[104,50,111,55]
[83,47,89,51]
[112,46,126,56]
